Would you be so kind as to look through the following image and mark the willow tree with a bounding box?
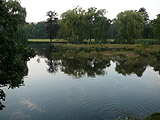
[153,14,160,40]
[84,7,97,42]
[6,0,27,43]
[59,7,110,44]
[116,10,144,43]
[59,7,86,44]
[93,9,110,43]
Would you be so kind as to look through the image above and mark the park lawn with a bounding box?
[28,39,96,42]
[28,39,67,42]
[28,39,115,43]
[28,39,159,45]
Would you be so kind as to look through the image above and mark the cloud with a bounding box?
[11,110,30,120]
[20,99,45,113]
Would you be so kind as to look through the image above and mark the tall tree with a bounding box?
[59,7,86,44]
[108,19,118,39]
[153,14,160,40]
[138,7,154,39]
[46,11,60,44]
[138,7,149,24]
[116,10,144,43]
[94,9,110,43]
[59,7,110,44]
[85,7,97,42]
[6,0,27,43]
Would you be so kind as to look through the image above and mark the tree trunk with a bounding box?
[50,38,52,46]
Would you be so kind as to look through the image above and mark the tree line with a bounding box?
[24,7,160,44]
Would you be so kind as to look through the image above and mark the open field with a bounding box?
[28,39,67,42]
[28,39,159,44]
[28,39,114,43]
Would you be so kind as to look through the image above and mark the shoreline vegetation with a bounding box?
[29,42,160,78]
[32,41,160,61]
[51,43,160,77]
[51,43,160,58]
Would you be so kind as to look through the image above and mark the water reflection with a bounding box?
[0,59,28,110]
[29,43,160,78]
[0,89,5,110]
[115,57,147,77]
[60,58,110,78]
[0,43,159,119]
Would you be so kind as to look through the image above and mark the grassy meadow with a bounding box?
[28,39,159,45]
[28,39,114,43]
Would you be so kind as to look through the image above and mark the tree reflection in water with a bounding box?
[0,89,5,110]
[37,44,111,77]
[60,58,110,78]
[115,57,147,77]
[29,43,160,78]
[0,59,28,110]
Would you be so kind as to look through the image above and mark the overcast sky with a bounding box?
[20,0,160,23]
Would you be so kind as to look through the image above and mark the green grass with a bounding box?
[28,39,159,44]
[28,39,67,42]
[28,39,115,43]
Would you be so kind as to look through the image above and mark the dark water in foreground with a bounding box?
[0,44,160,120]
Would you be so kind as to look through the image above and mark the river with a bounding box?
[0,43,160,120]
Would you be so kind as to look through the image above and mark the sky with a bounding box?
[20,0,160,23]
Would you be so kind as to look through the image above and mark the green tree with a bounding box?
[94,9,110,43]
[0,0,35,85]
[138,7,155,39]
[6,0,27,43]
[59,7,110,44]
[138,7,149,24]
[116,10,144,43]
[59,7,86,44]
[46,11,60,44]
[84,7,97,42]
[153,14,160,40]
[25,21,46,39]
[108,19,118,39]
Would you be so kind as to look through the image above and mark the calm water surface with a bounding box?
[0,44,160,120]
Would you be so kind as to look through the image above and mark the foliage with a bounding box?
[116,10,144,44]
[0,0,36,83]
[134,39,160,45]
[45,11,60,43]
[6,0,27,43]
[152,14,160,40]
[24,21,46,39]
[23,7,158,44]
[138,7,149,24]
[108,19,118,39]
[29,43,160,78]
[0,0,36,110]
[145,113,160,120]
[138,8,155,39]
[59,7,110,44]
